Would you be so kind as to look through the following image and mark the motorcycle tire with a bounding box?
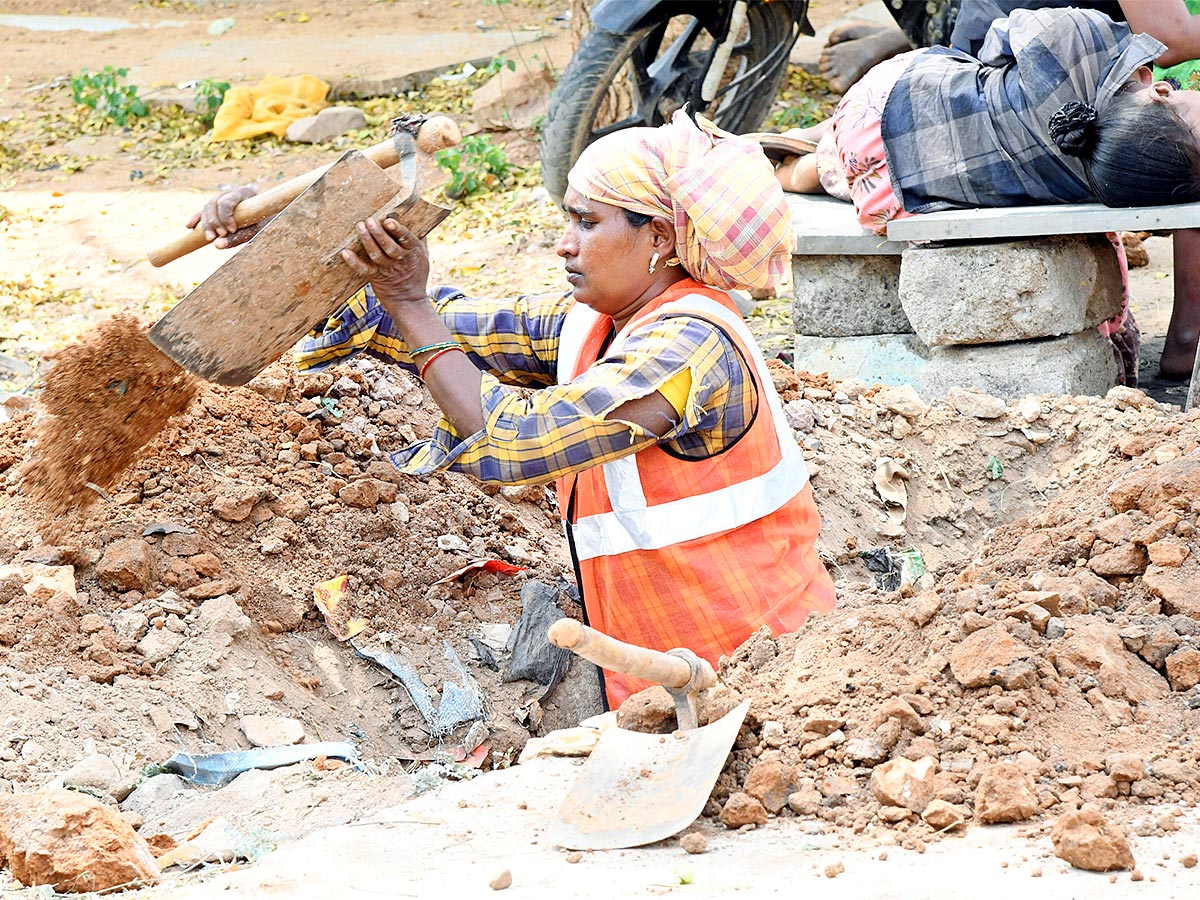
[540,2,801,204]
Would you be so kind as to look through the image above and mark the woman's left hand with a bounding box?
[342,217,430,304]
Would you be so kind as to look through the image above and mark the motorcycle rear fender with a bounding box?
[590,0,814,38]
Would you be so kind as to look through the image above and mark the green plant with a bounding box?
[435,135,514,199]
[70,66,148,126]
[193,78,231,124]
[485,56,518,77]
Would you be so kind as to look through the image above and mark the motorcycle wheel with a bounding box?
[540,2,800,204]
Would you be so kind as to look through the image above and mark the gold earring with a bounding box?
[648,251,660,274]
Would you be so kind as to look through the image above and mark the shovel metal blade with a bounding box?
[549,699,750,851]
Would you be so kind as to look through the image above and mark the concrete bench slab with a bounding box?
[788,194,905,255]
[887,201,1200,243]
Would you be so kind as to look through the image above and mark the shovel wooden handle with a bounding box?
[147,116,461,268]
[548,619,716,692]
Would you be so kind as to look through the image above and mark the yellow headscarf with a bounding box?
[566,111,792,292]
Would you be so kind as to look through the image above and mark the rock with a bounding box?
[62,754,122,796]
[1147,540,1190,567]
[874,384,928,420]
[96,539,154,592]
[119,774,189,821]
[783,399,816,433]
[136,627,186,665]
[949,625,1036,689]
[285,105,368,143]
[1106,753,1146,783]
[196,595,252,636]
[1144,561,1200,617]
[1051,621,1167,703]
[869,696,924,733]
[946,387,1007,419]
[842,737,889,766]
[786,787,823,816]
[905,591,941,626]
[238,715,305,748]
[878,804,914,823]
[921,799,967,831]
[679,832,707,854]
[1088,543,1148,577]
[743,760,797,815]
[1164,647,1200,691]
[488,868,513,891]
[0,789,159,890]
[1051,806,1135,872]
[212,484,268,522]
[1107,457,1200,518]
[338,479,381,509]
[1031,570,1118,615]
[1080,773,1119,800]
[720,792,768,828]
[869,756,937,813]
[974,762,1039,824]
[615,685,676,733]
[161,532,203,556]
[1148,757,1196,785]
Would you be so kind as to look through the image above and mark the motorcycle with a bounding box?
[539,0,812,203]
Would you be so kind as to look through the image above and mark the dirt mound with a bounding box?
[641,393,1200,845]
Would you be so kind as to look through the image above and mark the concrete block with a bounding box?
[921,330,1118,400]
[788,194,905,255]
[898,235,1123,347]
[793,333,929,389]
[793,254,910,337]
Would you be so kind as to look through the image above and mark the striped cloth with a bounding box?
[567,110,792,292]
[881,8,1163,213]
[294,283,756,483]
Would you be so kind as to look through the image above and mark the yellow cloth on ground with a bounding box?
[210,74,329,141]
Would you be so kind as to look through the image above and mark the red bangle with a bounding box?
[418,346,464,380]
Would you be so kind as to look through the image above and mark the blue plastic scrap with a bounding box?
[163,741,360,786]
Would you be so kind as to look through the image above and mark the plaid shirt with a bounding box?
[882,8,1164,213]
[295,285,754,484]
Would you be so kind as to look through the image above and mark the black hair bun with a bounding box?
[1049,100,1099,157]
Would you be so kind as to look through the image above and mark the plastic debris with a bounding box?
[502,580,574,689]
[142,522,195,536]
[859,547,926,592]
[162,741,360,786]
[313,574,367,641]
[434,558,527,584]
[353,639,486,736]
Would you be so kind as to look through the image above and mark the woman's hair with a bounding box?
[1049,93,1200,207]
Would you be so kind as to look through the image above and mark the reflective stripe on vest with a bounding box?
[562,293,809,561]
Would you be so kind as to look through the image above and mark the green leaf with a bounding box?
[985,455,1004,480]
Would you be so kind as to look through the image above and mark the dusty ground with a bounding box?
[1,1,1199,897]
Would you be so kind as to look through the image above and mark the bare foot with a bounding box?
[825,19,890,46]
[819,25,913,94]
[1159,329,1199,381]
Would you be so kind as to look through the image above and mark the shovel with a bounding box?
[545,619,750,851]
[144,116,459,386]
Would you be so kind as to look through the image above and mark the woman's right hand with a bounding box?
[185,185,259,248]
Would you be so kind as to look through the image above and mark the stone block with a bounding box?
[286,106,368,144]
[899,235,1123,346]
[793,333,929,388]
[921,330,1119,400]
[792,254,909,336]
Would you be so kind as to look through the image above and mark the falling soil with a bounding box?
[20,315,197,527]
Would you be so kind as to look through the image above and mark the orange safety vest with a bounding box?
[554,280,836,707]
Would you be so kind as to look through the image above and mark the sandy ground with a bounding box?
[2,4,1200,899]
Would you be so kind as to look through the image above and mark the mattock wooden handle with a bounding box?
[147,116,461,268]
[547,619,716,691]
